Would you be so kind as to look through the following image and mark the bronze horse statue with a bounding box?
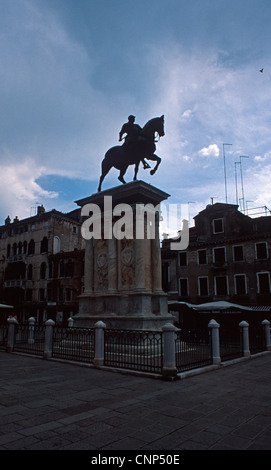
[98,115,165,192]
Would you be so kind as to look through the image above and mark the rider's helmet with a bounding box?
[128,115,135,122]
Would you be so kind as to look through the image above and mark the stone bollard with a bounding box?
[239,321,250,357]
[94,321,106,367]
[162,322,178,379]
[28,317,36,344]
[7,317,18,353]
[208,319,221,365]
[44,319,55,359]
[262,320,271,351]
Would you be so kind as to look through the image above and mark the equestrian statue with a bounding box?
[98,114,165,192]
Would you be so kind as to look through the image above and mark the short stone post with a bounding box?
[94,321,106,367]
[208,319,221,365]
[28,317,35,344]
[44,319,55,359]
[7,317,18,353]
[162,323,178,379]
[68,317,74,328]
[239,321,250,357]
[262,320,271,351]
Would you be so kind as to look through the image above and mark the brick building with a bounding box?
[161,203,271,323]
[0,206,85,324]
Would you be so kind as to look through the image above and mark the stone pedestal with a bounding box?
[73,180,174,330]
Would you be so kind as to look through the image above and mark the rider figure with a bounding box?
[119,115,150,169]
[119,115,141,147]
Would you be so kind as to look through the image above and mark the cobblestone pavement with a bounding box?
[0,352,271,451]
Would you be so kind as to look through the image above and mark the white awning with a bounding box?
[168,300,252,312]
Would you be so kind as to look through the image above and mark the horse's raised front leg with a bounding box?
[146,154,161,175]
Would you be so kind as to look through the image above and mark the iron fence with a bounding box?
[175,328,212,372]
[0,323,8,351]
[1,318,270,376]
[249,324,265,354]
[104,329,163,374]
[52,326,95,364]
[219,326,243,362]
[13,323,45,357]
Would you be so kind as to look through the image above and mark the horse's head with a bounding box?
[141,115,165,140]
[156,115,165,137]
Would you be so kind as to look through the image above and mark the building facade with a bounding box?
[0,206,85,324]
[162,203,271,308]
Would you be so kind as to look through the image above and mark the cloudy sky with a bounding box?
[1,0,271,228]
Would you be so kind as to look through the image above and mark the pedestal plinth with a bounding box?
[73,180,174,330]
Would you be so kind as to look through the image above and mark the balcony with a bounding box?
[4,280,26,289]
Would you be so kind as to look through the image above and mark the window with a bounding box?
[233,245,244,262]
[58,287,64,301]
[28,239,35,255]
[40,262,46,279]
[53,236,60,254]
[178,252,187,266]
[213,247,226,265]
[40,236,48,253]
[179,278,189,297]
[7,244,11,257]
[39,288,45,302]
[257,272,271,294]
[65,259,74,277]
[65,288,72,302]
[27,264,33,280]
[198,277,209,296]
[48,262,54,279]
[213,218,224,234]
[234,274,247,295]
[47,288,52,302]
[198,249,207,265]
[255,242,268,260]
[59,260,65,278]
[215,275,228,296]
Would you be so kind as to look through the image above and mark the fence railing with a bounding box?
[13,320,46,357]
[0,323,8,351]
[104,329,163,374]
[52,325,95,364]
[176,328,212,373]
[1,316,271,379]
[219,325,243,362]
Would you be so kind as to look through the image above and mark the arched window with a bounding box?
[23,241,27,254]
[48,261,54,279]
[53,236,60,254]
[65,259,74,277]
[13,243,17,256]
[27,264,33,280]
[28,239,35,255]
[18,242,22,254]
[40,236,48,253]
[40,262,46,279]
[7,244,11,258]
[59,260,65,278]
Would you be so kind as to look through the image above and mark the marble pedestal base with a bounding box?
[74,290,173,330]
[74,181,174,330]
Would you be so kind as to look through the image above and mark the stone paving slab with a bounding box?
[0,352,271,452]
